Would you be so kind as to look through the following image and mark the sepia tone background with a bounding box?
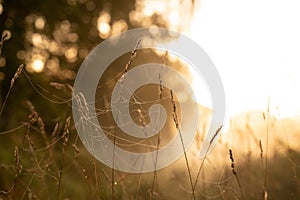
[0,0,299,199]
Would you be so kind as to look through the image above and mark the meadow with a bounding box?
[0,41,299,200]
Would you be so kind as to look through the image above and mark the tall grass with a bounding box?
[0,40,300,200]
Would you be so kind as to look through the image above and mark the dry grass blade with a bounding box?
[10,64,24,88]
[57,167,63,200]
[170,90,195,200]
[150,71,165,199]
[108,40,144,198]
[229,149,245,200]
[210,125,223,144]
[259,139,263,160]
[50,82,73,95]
[122,39,141,76]
[14,146,21,175]
[0,123,27,135]
[150,51,168,199]
[111,130,116,200]
[62,116,71,148]
[57,116,71,200]
[0,64,24,117]
[194,125,223,190]
[263,97,271,200]
[0,30,12,56]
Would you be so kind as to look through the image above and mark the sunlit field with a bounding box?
[0,0,300,199]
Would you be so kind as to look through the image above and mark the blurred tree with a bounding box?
[0,0,194,129]
[0,0,138,129]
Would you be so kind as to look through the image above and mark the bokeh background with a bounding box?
[0,0,300,199]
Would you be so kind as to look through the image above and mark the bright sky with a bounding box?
[189,0,300,119]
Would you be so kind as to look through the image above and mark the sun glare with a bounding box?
[167,11,180,28]
[144,0,300,131]
[188,0,300,120]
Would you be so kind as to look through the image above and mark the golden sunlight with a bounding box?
[188,0,300,121]
[97,22,111,38]
[138,0,300,131]
[1,1,300,199]
[35,16,46,30]
[97,11,111,39]
[31,58,45,73]
[64,47,78,62]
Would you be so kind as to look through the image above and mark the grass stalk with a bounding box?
[229,149,245,200]
[0,64,24,117]
[263,97,271,200]
[170,90,195,200]
[194,125,223,190]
